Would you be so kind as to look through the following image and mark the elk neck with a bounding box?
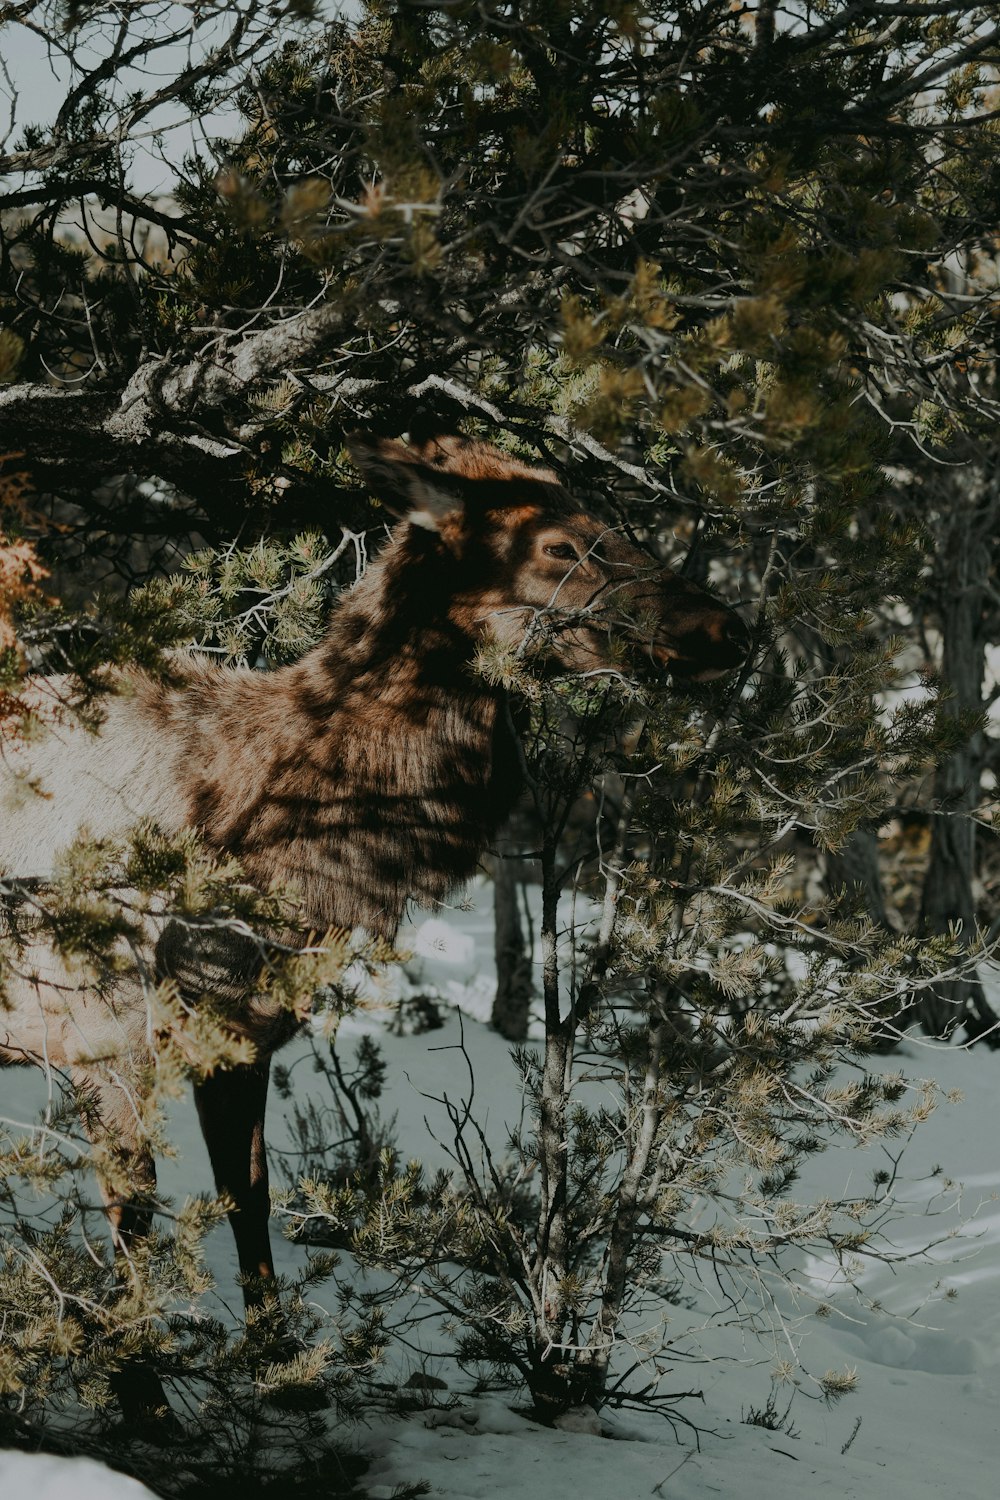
[151,528,524,937]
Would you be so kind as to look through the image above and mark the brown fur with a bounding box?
[139,437,745,948]
[0,435,747,1385]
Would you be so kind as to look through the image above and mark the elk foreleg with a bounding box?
[77,1068,173,1429]
[75,1066,159,1259]
[95,1141,158,1258]
[196,1059,330,1408]
[193,1059,275,1309]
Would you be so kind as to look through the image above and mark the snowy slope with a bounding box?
[0,1450,158,1499]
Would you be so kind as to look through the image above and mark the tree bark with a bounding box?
[918,487,999,1041]
[491,854,534,1041]
[825,827,891,930]
[0,378,361,538]
[530,833,573,1414]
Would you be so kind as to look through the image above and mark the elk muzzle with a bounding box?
[653,607,751,680]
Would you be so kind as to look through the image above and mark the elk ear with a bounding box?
[347,434,465,531]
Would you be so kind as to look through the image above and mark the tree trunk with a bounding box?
[491,855,534,1041]
[917,492,998,1041]
[825,827,903,1046]
[528,835,574,1416]
[825,827,891,929]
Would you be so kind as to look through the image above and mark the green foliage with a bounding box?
[277,626,957,1416]
[176,530,360,665]
[0,1182,377,1495]
[0,816,385,1489]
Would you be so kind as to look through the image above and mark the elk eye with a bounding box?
[544,542,579,561]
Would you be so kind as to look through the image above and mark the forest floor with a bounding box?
[2,879,999,1499]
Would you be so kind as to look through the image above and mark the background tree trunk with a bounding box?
[825,829,892,930]
[491,854,534,1041]
[918,481,999,1040]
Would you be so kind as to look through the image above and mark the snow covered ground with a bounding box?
[2,881,1000,1499]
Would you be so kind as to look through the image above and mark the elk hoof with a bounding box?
[109,1365,182,1440]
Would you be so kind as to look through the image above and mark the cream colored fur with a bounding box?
[0,683,178,1075]
[1,684,184,876]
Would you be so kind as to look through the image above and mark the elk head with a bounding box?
[349,434,748,681]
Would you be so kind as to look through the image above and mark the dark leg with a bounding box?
[194,1059,275,1307]
[80,1070,175,1431]
[95,1145,158,1260]
[196,1060,330,1411]
[76,1063,160,1261]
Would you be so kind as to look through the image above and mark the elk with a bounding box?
[0,434,747,1411]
